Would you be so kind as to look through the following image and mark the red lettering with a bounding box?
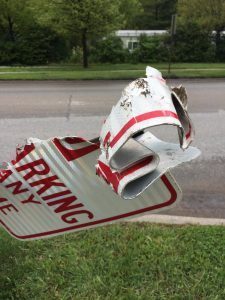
[16,159,50,180]
[47,195,94,224]
[42,189,71,201]
[0,203,18,215]
[21,194,41,205]
[5,181,28,194]
[0,197,8,203]
[14,144,35,163]
[30,175,65,195]
[61,210,94,224]
[0,169,12,183]
[53,138,99,161]
[4,182,41,205]
[47,195,83,213]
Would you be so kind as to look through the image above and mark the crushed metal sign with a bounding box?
[0,137,181,240]
[0,66,200,240]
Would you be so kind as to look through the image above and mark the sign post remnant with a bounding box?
[168,14,177,74]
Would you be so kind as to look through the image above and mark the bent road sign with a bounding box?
[0,136,181,240]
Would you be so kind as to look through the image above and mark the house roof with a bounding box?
[116,30,168,37]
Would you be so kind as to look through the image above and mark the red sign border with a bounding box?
[0,174,177,240]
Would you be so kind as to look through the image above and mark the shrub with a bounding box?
[131,34,169,63]
[0,24,71,65]
[90,35,129,63]
[173,22,216,62]
[214,35,225,62]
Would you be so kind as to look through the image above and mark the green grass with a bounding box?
[1,222,225,300]
[0,63,225,80]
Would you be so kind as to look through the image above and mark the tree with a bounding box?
[118,0,143,29]
[177,0,225,60]
[34,0,124,68]
[173,22,216,62]
[131,0,177,29]
[17,25,70,65]
[0,0,31,42]
[0,0,32,64]
[0,0,70,65]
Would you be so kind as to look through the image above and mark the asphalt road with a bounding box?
[0,79,224,218]
[0,79,225,118]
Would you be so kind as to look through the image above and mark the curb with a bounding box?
[129,214,225,226]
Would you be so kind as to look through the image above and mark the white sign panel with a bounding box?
[0,137,181,240]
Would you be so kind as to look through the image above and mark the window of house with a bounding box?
[128,41,139,51]
[133,42,138,49]
[128,41,133,50]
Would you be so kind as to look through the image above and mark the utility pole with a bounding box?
[168,14,177,74]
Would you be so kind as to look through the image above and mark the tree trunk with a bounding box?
[82,29,88,68]
[7,15,15,42]
[155,5,159,21]
[215,29,221,60]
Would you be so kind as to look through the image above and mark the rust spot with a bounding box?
[120,92,132,112]
[135,78,152,98]
[172,85,188,109]
[141,89,151,97]
[135,78,148,89]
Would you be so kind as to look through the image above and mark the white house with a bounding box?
[115,30,168,50]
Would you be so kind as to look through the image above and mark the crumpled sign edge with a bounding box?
[0,137,182,240]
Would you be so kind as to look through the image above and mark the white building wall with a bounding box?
[115,30,168,50]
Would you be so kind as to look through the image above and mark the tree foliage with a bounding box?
[0,0,224,65]
[173,22,216,62]
[177,0,225,32]
[0,0,70,65]
[131,0,177,29]
[35,0,124,67]
[0,0,31,41]
[90,35,129,63]
[177,0,225,60]
[130,34,169,63]
[119,0,143,29]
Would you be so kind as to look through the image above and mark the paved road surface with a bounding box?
[0,79,224,218]
[0,79,225,118]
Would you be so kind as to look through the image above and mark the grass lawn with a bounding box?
[1,222,225,299]
[0,63,225,80]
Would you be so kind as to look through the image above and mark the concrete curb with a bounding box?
[129,214,225,226]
